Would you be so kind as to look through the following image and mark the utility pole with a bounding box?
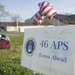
[58,18,60,26]
[16,15,19,32]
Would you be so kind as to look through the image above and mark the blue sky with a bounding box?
[0,0,75,22]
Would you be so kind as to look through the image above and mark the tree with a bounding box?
[0,3,9,22]
[0,3,22,22]
[0,3,4,15]
[0,3,9,16]
[10,14,22,22]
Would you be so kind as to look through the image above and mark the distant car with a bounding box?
[0,34,11,49]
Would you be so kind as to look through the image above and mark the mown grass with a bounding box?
[0,33,42,75]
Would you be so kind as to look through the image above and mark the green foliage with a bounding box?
[0,33,42,75]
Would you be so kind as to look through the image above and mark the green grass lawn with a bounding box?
[0,33,41,75]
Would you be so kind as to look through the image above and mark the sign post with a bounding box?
[21,25,75,75]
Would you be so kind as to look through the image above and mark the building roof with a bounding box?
[25,14,75,25]
[54,14,75,24]
[0,14,75,27]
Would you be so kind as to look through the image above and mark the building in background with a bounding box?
[0,14,75,32]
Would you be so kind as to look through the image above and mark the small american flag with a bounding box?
[32,11,43,25]
[32,1,57,25]
[39,1,57,19]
